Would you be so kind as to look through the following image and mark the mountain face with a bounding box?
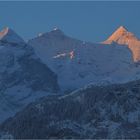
[104,26,140,62]
[1,80,140,139]
[28,28,140,91]
[0,27,59,123]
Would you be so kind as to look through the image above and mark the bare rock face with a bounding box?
[104,26,140,62]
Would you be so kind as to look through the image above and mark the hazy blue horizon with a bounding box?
[0,1,140,42]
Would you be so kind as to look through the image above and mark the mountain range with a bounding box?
[28,26,140,90]
[0,25,140,139]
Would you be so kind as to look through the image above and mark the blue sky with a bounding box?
[0,1,140,42]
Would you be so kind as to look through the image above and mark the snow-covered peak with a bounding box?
[104,26,140,62]
[49,28,64,36]
[104,26,134,43]
[35,28,65,40]
[116,26,128,32]
[53,27,59,31]
[109,26,128,38]
[0,27,9,38]
[0,27,25,44]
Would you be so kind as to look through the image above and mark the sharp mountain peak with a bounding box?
[103,26,140,62]
[50,27,64,35]
[0,27,25,44]
[116,26,128,32]
[104,25,139,43]
[37,27,65,39]
[0,27,11,38]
